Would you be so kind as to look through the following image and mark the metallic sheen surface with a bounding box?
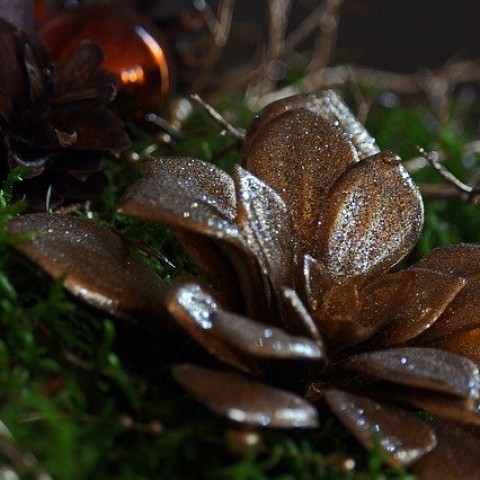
[8,213,165,323]
[314,151,424,280]
[173,364,319,428]
[325,389,436,467]
[345,347,480,399]
[212,310,323,360]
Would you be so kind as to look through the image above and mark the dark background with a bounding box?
[155,0,480,73]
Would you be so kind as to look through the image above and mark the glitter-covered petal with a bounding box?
[173,364,319,428]
[233,165,295,288]
[325,389,436,467]
[8,213,166,323]
[243,90,378,160]
[211,310,324,360]
[428,328,480,364]
[314,151,424,280]
[413,243,480,279]
[118,158,272,316]
[345,348,480,399]
[359,268,465,347]
[165,277,258,374]
[315,277,372,348]
[392,389,480,426]
[278,286,324,345]
[118,157,239,232]
[243,107,358,256]
[417,280,480,344]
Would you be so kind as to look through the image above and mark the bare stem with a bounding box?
[419,148,474,194]
[190,94,246,141]
[308,0,345,71]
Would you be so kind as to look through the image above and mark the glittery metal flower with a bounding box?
[9,91,480,478]
[0,17,131,209]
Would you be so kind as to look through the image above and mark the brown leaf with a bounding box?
[314,152,424,280]
[325,389,436,466]
[345,348,480,399]
[211,310,324,360]
[243,105,358,256]
[173,363,319,428]
[412,420,480,480]
[233,165,294,288]
[8,213,166,323]
[359,268,466,347]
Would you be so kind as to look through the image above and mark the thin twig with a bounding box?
[308,0,345,71]
[190,94,246,141]
[190,0,236,92]
[302,59,480,95]
[419,148,475,194]
[284,2,325,53]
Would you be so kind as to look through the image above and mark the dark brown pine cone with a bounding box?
[0,17,131,210]
[9,91,480,479]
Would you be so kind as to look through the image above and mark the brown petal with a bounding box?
[117,156,246,271]
[311,90,380,159]
[57,109,131,153]
[173,364,319,428]
[301,254,332,313]
[412,420,480,480]
[54,41,106,94]
[315,277,372,348]
[414,243,480,279]
[164,277,257,374]
[118,157,272,319]
[143,157,237,221]
[243,106,358,256]
[243,91,379,160]
[325,389,436,466]
[345,348,480,399]
[173,230,243,310]
[211,310,324,360]
[118,156,238,227]
[0,19,27,117]
[314,152,424,280]
[278,286,324,346]
[392,389,480,426]
[233,165,294,288]
[220,241,273,321]
[359,268,465,347]
[8,213,166,323]
[426,328,480,364]
[417,280,480,343]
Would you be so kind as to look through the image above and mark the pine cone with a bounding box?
[0,17,130,210]
[9,91,480,478]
